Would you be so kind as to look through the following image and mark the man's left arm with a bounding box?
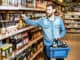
[60,17,66,38]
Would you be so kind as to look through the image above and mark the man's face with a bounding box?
[46,6,56,17]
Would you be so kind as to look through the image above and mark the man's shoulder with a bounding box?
[55,16,61,19]
[55,16,63,21]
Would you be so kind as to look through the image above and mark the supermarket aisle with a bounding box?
[63,39,80,60]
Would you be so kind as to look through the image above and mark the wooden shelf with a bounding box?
[0,26,35,40]
[66,27,80,28]
[67,32,80,33]
[30,47,43,60]
[64,18,80,20]
[7,35,43,60]
[65,22,80,24]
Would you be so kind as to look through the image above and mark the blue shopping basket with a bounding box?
[46,40,70,58]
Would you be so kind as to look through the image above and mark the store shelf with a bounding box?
[65,22,80,24]
[30,47,43,60]
[64,18,80,20]
[7,35,43,60]
[0,26,35,40]
[66,27,80,29]
[0,6,45,12]
[0,6,19,10]
[67,32,80,33]
[20,7,45,11]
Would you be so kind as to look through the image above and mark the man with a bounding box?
[21,3,66,60]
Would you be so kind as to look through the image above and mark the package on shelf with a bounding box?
[0,44,13,60]
[16,42,23,49]
[0,26,6,35]
[17,19,25,29]
[2,0,26,7]
[26,0,34,8]
[36,0,47,9]
[23,37,29,44]
[2,0,7,6]
[6,24,18,33]
[9,32,29,50]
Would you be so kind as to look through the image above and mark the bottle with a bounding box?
[53,42,57,48]
[1,44,9,60]
[21,0,26,7]
[9,44,13,56]
[10,36,17,50]
[57,40,63,48]
[18,19,24,29]
[63,42,68,48]
[1,20,6,35]
[1,46,7,60]
[36,0,42,8]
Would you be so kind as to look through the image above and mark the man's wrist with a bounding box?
[20,14,27,19]
[54,36,61,40]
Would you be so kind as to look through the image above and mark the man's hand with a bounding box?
[20,14,27,19]
[55,37,61,40]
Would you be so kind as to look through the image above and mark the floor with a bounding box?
[36,39,80,60]
[64,39,80,60]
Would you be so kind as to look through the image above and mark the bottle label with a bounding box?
[10,48,12,53]
[2,51,6,56]
[6,50,8,55]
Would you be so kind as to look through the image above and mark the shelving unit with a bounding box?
[64,12,80,33]
[62,12,80,41]
[7,35,43,60]
[30,47,43,60]
[0,0,49,60]
[0,26,35,40]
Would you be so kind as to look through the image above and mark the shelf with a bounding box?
[64,18,80,20]
[65,22,80,24]
[0,26,35,40]
[0,6,19,10]
[67,32,80,33]
[0,6,45,12]
[30,47,43,60]
[66,27,80,29]
[7,35,43,60]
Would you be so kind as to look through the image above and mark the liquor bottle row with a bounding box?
[0,27,42,60]
[0,40,43,60]
[16,41,43,60]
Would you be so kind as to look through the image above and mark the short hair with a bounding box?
[46,3,56,9]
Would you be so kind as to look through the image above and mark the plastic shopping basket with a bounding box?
[46,40,70,58]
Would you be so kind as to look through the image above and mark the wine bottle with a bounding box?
[1,20,6,35]
[10,36,16,50]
